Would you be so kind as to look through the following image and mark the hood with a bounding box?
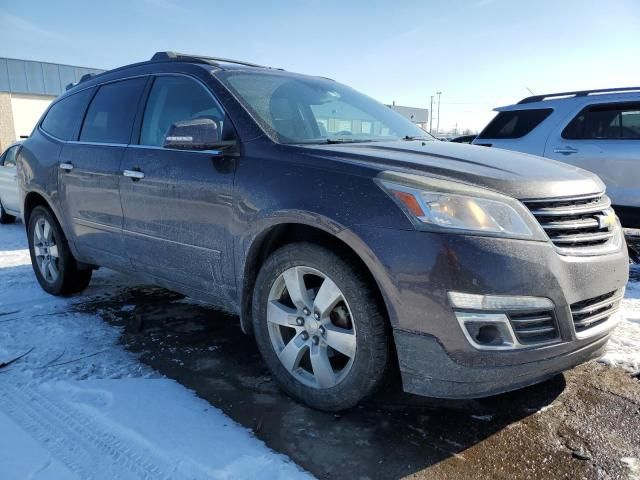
[301,140,604,200]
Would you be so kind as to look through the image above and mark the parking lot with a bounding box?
[1,222,639,479]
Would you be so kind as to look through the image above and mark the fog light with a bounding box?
[455,312,517,350]
[477,325,501,345]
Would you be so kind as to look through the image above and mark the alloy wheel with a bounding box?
[267,266,357,389]
[33,217,60,283]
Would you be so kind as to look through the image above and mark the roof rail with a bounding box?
[518,87,640,104]
[65,73,98,91]
[150,51,277,70]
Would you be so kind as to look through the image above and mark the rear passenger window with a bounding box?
[139,76,225,146]
[562,102,640,140]
[40,89,93,140]
[80,78,146,144]
[477,109,553,139]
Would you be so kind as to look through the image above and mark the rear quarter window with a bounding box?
[477,108,553,139]
[40,88,94,140]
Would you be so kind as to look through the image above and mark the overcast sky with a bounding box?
[1,0,639,133]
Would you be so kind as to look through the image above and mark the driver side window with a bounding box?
[140,76,226,147]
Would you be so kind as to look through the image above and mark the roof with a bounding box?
[62,51,289,93]
[0,57,104,97]
[518,87,640,104]
[149,51,283,70]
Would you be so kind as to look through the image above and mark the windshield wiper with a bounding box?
[287,138,377,145]
[401,135,433,141]
[324,138,376,144]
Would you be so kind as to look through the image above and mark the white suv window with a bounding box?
[563,102,640,140]
[477,108,553,139]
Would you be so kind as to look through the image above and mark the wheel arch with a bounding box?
[22,190,80,258]
[23,190,60,226]
[239,221,397,340]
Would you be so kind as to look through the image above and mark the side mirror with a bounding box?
[163,118,222,151]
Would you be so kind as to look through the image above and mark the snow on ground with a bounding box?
[0,222,310,480]
[601,266,640,372]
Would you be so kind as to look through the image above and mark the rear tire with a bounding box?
[252,243,389,411]
[27,205,92,296]
[0,200,16,224]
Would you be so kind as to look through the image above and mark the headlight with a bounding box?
[376,171,545,240]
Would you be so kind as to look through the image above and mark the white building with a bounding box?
[385,103,430,131]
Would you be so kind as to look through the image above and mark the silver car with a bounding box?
[0,141,21,223]
[473,87,640,231]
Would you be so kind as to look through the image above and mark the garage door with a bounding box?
[11,94,54,139]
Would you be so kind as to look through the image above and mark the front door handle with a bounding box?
[59,162,74,171]
[123,169,145,180]
[553,146,578,155]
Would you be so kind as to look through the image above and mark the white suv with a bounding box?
[473,88,640,236]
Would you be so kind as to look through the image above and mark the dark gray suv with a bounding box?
[18,52,629,411]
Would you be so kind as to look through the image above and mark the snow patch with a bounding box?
[622,457,640,480]
[0,223,310,479]
[600,266,640,373]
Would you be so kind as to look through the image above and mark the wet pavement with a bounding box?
[74,286,640,480]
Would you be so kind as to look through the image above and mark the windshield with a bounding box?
[216,71,432,144]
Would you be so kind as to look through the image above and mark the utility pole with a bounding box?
[429,95,433,133]
[429,96,434,134]
[436,91,442,135]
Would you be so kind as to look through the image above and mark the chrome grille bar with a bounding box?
[571,290,622,334]
[523,194,618,252]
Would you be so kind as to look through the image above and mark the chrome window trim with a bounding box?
[37,72,235,151]
[38,73,150,137]
[38,71,232,152]
[41,127,224,155]
[67,140,128,148]
[127,144,222,155]
[38,126,66,143]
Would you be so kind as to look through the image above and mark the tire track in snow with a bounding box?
[0,385,179,480]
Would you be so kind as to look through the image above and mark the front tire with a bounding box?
[27,205,92,296]
[252,243,389,411]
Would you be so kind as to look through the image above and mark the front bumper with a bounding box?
[393,328,611,398]
[352,225,629,398]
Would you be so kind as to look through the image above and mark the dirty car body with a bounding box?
[17,53,629,408]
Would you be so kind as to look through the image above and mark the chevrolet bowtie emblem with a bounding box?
[597,211,616,229]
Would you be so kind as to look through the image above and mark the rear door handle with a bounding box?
[123,169,145,180]
[553,146,578,155]
[59,162,74,171]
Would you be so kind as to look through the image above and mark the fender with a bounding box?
[236,209,401,334]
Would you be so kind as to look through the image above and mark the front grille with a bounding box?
[508,310,558,344]
[571,290,622,333]
[523,194,616,251]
